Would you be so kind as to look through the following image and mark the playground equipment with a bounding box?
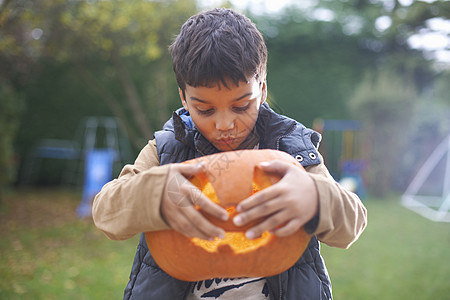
[76,148,115,218]
[21,117,132,217]
[75,117,132,217]
[402,133,450,222]
[20,139,80,186]
[313,119,367,197]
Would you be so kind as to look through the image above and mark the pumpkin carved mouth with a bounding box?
[190,179,274,254]
[146,149,311,282]
[189,159,277,232]
[191,231,273,254]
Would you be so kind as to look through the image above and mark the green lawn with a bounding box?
[321,196,450,299]
[0,189,139,300]
[0,190,449,299]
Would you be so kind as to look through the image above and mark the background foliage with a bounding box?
[0,81,24,199]
[1,0,449,194]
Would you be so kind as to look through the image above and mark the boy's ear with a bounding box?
[179,88,188,110]
[261,78,267,104]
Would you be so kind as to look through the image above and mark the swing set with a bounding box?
[402,133,450,222]
[21,117,132,217]
[313,119,368,198]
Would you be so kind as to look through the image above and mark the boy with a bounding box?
[93,8,367,299]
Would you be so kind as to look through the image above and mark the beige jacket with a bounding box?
[92,139,367,249]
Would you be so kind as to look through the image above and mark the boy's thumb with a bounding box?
[177,162,205,177]
[258,160,290,175]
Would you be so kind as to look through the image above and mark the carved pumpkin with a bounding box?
[146,149,311,281]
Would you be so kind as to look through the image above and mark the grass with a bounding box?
[0,189,139,300]
[0,190,449,299]
[321,196,450,299]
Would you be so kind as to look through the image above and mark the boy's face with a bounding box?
[180,77,267,151]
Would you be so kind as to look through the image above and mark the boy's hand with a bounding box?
[161,163,229,240]
[233,160,318,239]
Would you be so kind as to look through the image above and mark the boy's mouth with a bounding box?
[216,137,236,145]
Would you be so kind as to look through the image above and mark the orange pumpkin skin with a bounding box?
[146,149,311,282]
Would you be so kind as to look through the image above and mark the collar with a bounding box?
[255,102,298,149]
[170,102,296,155]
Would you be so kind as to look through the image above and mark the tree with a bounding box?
[1,0,198,150]
[248,0,449,196]
[0,81,24,199]
[0,0,199,185]
[249,6,381,126]
[348,69,419,196]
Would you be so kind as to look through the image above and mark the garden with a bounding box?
[1,0,450,299]
[1,189,448,299]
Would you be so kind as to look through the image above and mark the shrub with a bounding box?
[349,69,418,196]
[0,82,24,199]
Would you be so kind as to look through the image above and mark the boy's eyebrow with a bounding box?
[190,92,253,103]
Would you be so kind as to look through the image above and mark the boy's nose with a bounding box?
[215,113,235,131]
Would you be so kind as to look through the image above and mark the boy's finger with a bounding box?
[243,210,289,239]
[233,191,281,226]
[174,162,205,177]
[236,184,281,213]
[193,191,229,221]
[182,206,226,239]
[169,207,215,240]
[271,219,302,237]
[175,217,214,240]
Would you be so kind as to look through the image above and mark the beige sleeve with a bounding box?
[306,153,367,249]
[92,141,367,246]
[92,139,171,240]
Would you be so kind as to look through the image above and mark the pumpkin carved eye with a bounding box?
[145,149,311,281]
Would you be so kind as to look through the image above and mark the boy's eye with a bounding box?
[233,104,250,112]
[197,108,214,115]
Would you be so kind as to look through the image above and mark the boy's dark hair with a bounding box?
[169,8,267,92]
